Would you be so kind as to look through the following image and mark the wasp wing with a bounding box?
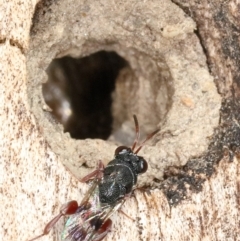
[62,180,124,241]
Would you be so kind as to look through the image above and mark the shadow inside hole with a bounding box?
[43,50,129,139]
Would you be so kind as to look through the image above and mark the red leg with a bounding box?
[80,160,104,183]
[94,219,112,241]
[27,200,78,241]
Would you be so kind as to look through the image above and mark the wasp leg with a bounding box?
[80,160,104,183]
[93,219,112,241]
[115,193,135,221]
[118,209,135,221]
[27,200,78,241]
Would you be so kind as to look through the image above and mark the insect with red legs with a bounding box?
[28,115,159,241]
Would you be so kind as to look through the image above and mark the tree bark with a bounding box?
[1,0,240,241]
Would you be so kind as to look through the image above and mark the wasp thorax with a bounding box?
[99,147,148,205]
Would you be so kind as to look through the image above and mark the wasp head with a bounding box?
[114,146,148,174]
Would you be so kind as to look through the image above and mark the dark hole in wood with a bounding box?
[43,50,128,139]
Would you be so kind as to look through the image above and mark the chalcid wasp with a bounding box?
[28,115,159,241]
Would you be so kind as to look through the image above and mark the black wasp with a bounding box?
[28,115,158,241]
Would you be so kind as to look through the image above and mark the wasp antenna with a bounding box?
[134,129,159,154]
[131,115,140,152]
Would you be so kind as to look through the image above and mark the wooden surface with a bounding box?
[1,0,240,241]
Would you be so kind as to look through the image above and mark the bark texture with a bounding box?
[1,0,240,241]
